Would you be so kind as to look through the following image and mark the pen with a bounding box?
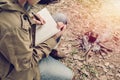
[32,12,40,21]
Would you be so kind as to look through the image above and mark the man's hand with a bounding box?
[32,13,46,25]
[54,22,67,39]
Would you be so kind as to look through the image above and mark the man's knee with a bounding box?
[39,56,74,80]
[40,69,74,80]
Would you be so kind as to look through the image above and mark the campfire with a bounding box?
[79,31,113,60]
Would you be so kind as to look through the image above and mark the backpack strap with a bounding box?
[0,7,24,14]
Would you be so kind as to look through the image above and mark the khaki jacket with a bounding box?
[0,0,57,80]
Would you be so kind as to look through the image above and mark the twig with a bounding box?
[98,43,112,52]
[98,50,105,59]
[84,45,93,62]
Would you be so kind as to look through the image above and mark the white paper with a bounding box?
[35,8,60,45]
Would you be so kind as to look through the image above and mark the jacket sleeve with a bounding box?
[0,25,57,71]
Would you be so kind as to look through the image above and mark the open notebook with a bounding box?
[35,8,60,46]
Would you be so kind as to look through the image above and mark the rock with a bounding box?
[104,62,110,67]
[118,69,120,73]
[108,71,114,76]
[103,67,108,73]
[116,73,120,77]
[109,64,114,69]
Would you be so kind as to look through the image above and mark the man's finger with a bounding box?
[33,18,42,25]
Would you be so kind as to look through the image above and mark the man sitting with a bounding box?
[0,0,74,80]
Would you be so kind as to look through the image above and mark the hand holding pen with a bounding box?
[32,12,46,25]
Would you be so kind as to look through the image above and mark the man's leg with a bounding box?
[39,56,74,80]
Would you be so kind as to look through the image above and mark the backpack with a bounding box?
[38,0,60,4]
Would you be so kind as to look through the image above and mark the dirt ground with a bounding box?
[33,0,120,80]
